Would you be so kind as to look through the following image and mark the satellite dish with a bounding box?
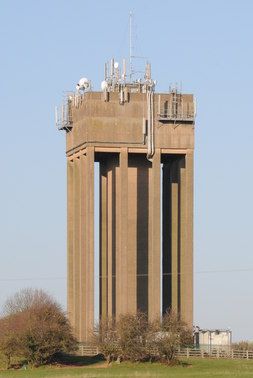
[78,77,90,90]
[114,62,119,69]
[101,80,108,91]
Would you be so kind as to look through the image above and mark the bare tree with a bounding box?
[232,341,253,351]
[93,310,192,365]
[153,311,192,364]
[93,317,119,364]
[0,288,77,367]
[2,288,57,316]
[117,312,150,362]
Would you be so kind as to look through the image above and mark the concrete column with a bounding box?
[67,159,74,328]
[179,151,193,327]
[148,149,161,321]
[100,163,108,319]
[136,158,149,313]
[171,160,179,314]
[107,167,113,317]
[127,163,137,313]
[79,154,87,341]
[73,158,81,337]
[162,162,171,314]
[85,147,94,339]
[116,148,128,316]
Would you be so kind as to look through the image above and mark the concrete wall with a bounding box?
[66,90,194,342]
[66,92,194,156]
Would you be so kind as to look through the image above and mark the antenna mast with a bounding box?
[129,11,133,82]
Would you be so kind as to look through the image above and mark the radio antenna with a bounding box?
[129,11,133,82]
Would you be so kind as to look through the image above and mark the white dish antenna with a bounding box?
[101,80,108,91]
[76,77,90,92]
[114,61,119,69]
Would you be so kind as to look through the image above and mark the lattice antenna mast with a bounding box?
[129,11,133,82]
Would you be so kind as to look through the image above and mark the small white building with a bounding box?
[194,327,232,348]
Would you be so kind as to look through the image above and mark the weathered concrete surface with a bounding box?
[66,90,194,341]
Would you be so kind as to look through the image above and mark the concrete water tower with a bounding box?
[57,60,195,342]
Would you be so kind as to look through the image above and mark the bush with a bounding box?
[153,311,193,364]
[93,317,119,364]
[0,313,26,368]
[0,289,77,367]
[232,341,253,351]
[93,310,192,365]
[117,313,150,362]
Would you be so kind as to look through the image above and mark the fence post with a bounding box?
[246,350,249,360]
[231,349,234,359]
[201,349,204,358]
[217,349,219,359]
[186,348,189,359]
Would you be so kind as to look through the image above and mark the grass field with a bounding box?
[1,359,253,378]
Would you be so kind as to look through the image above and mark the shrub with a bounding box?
[94,310,192,365]
[0,289,77,367]
[117,313,150,362]
[93,317,119,364]
[232,341,253,351]
[154,311,193,364]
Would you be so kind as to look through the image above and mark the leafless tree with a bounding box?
[93,310,192,365]
[0,288,77,367]
[153,311,192,364]
[2,288,56,316]
[117,312,150,362]
[232,341,253,351]
[93,317,119,364]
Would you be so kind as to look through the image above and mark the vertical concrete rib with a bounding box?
[100,162,108,319]
[79,154,87,341]
[178,157,185,319]
[162,162,171,314]
[148,149,161,321]
[85,147,94,339]
[137,159,149,313]
[67,159,74,328]
[73,158,81,337]
[111,161,117,317]
[116,148,128,315]
[179,152,193,327]
[182,152,194,326]
[127,162,137,313]
[171,160,179,314]
[107,167,113,317]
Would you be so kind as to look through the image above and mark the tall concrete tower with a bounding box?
[57,61,195,342]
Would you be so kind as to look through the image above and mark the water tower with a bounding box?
[57,60,195,342]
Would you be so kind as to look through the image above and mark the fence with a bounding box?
[78,344,99,356]
[177,347,253,360]
[77,345,253,360]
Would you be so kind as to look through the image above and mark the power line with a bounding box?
[0,277,66,282]
[0,267,253,282]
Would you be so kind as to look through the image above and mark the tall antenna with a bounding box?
[129,11,133,82]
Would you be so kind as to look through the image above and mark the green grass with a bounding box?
[1,359,253,377]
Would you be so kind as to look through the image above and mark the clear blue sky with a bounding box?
[1,0,253,341]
